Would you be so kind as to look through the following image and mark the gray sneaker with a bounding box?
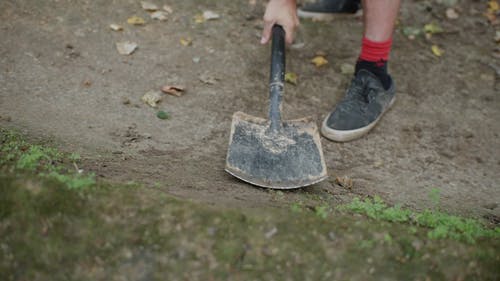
[298,0,361,20]
[321,70,395,142]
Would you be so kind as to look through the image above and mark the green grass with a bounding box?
[0,129,95,190]
[340,196,500,243]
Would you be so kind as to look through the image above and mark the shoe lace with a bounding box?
[338,74,381,115]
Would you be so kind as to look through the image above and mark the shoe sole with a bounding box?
[297,9,361,21]
[321,97,396,142]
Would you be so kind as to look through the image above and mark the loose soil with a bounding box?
[1,0,499,219]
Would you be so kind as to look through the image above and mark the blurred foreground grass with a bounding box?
[1,128,499,280]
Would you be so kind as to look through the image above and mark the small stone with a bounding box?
[141,1,158,11]
[203,10,220,20]
[445,8,459,19]
[122,248,133,259]
[264,227,278,239]
[207,227,217,236]
[109,24,123,31]
[150,11,168,21]
[328,232,336,241]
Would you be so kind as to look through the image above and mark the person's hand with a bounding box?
[261,0,299,45]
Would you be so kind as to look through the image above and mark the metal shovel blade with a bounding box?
[225,111,328,189]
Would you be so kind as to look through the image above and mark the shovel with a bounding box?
[225,25,328,189]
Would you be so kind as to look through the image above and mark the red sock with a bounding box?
[359,37,393,65]
[356,37,393,89]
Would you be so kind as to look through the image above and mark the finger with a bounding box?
[283,24,295,45]
[261,20,274,44]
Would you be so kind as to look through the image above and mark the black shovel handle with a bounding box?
[269,25,285,133]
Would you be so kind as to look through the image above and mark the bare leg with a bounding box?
[363,0,400,42]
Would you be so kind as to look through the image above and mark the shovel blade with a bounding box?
[225,111,328,189]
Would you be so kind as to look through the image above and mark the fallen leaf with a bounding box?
[116,41,138,55]
[109,24,123,31]
[194,13,205,23]
[488,0,499,12]
[445,8,459,19]
[423,23,443,34]
[161,85,185,97]
[431,45,444,57]
[163,5,173,14]
[150,11,168,21]
[141,90,163,107]
[156,110,170,120]
[141,1,158,11]
[199,72,217,85]
[340,63,355,75]
[127,16,145,25]
[311,55,328,67]
[82,79,92,87]
[335,176,353,189]
[180,37,192,46]
[284,72,298,85]
[203,10,220,20]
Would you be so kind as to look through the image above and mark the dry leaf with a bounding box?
[340,63,355,75]
[141,90,163,107]
[194,13,205,23]
[431,45,444,57]
[445,8,459,19]
[311,56,328,67]
[163,5,173,14]
[109,24,123,31]
[180,37,192,46]
[150,11,168,21]
[116,42,138,55]
[489,0,499,12]
[127,16,145,25]
[161,85,185,97]
[335,176,353,189]
[284,72,298,85]
[203,10,220,20]
[141,1,158,11]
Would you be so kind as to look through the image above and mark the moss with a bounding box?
[340,196,500,243]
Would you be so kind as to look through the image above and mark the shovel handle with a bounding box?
[269,25,285,133]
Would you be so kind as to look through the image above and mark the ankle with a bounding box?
[355,60,391,90]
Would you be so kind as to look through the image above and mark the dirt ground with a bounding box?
[0,0,499,219]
